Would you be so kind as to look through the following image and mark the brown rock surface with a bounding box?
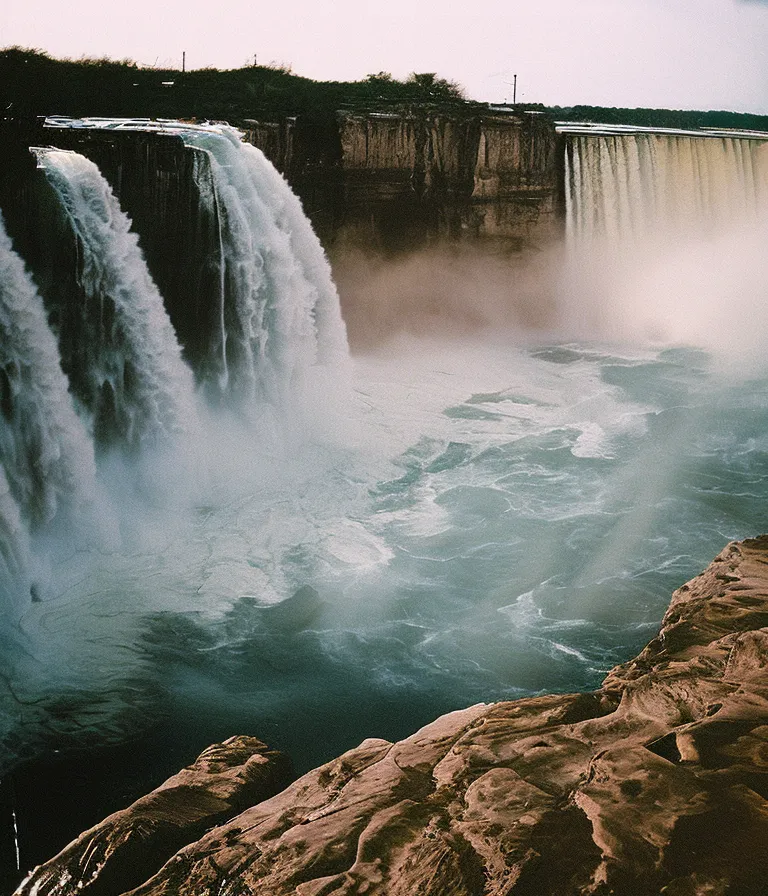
[14,736,293,896]
[16,537,768,896]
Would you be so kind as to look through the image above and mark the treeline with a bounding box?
[0,48,470,125]
[525,102,768,132]
[2,48,767,133]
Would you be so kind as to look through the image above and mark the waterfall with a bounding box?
[36,120,349,410]
[172,125,349,405]
[559,126,768,350]
[33,148,197,449]
[0,212,99,606]
[0,120,351,615]
[0,465,31,608]
[0,212,96,523]
[563,128,768,246]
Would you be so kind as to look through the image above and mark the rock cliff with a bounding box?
[15,537,768,896]
[245,109,562,251]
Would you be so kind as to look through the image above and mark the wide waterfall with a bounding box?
[48,119,350,408]
[559,124,768,352]
[1,118,767,887]
[563,126,768,243]
[0,121,350,628]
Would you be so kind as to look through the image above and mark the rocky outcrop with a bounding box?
[15,537,768,895]
[13,736,293,896]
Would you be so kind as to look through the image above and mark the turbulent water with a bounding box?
[0,122,767,846]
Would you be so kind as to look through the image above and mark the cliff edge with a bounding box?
[16,537,768,896]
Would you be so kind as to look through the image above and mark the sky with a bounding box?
[2,0,767,112]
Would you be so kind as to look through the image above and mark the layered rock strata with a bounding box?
[244,109,562,251]
[16,537,768,895]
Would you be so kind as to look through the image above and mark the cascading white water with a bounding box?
[564,128,768,245]
[38,120,349,413]
[0,465,31,609]
[177,125,350,405]
[0,213,97,523]
[34,148,197,448]
[560,126,768,352]
[0,212,99,606]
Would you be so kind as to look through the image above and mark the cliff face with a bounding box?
[15,537,768,896]
[246,109,562,251]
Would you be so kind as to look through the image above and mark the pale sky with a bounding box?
[2,0,767,112]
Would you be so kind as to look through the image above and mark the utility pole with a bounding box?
[513,74,517,104]
[182,51,186,73]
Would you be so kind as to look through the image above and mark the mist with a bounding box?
[331,244,564,351]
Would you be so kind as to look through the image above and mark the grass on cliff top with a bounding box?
[3,47,768,133]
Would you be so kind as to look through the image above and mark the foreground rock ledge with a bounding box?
[17,537,768,896]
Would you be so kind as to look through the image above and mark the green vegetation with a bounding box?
[519,101,768,132]
[2,47,767,132]
[0,48,469,125]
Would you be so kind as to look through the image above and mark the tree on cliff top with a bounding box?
[406,72,466,101]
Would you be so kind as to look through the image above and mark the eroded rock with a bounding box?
[14,736,293,896]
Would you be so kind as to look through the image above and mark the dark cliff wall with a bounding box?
[245,109,562,252]
[0,121,221,378]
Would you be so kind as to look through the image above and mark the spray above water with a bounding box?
[560,125,768,364]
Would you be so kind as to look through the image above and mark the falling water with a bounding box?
[0,213,98,608]
[0,465,30,610]
[184,125,349,405]
[98,122,351,406]
[33,148,197,449]
[560,126,768,350]
[563,127,768,244]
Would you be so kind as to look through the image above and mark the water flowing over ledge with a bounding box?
[0,121,350,622]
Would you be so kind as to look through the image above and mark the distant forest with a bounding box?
[3,47,768,133]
